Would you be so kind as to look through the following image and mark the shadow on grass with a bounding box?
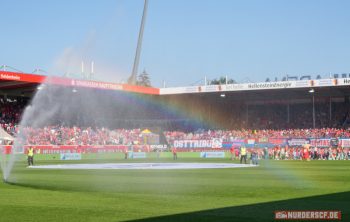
[128,191,350,222]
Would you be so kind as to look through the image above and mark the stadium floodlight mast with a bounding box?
[309,88,315,129]
[130,0,149,85]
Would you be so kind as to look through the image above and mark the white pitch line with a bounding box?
[28,163,258,170]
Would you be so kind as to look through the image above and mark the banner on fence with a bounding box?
[310,139,331,147]
[25,145,132,155]
[212,139,222,148]
[269,138,287,146]
[258,138,269,143]
[246,139,255,144]
[231,138,245,148]
[173,139,212,148]
[330,137,339,147]
[287,139,310,147]
[340,139,350,147]
[3,137,349,155]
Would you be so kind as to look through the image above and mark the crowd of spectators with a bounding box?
[165,128,350,144]
[1,98,350,145]
[0,103,145,145]
[9,126,144,146]
[164,100,350,143]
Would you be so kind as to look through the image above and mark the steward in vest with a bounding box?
[27,146,34,166]
[240,144,247,164]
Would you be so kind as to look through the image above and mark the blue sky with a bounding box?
[1,0,349,87]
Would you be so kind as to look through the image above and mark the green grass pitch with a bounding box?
[1,157,350,221]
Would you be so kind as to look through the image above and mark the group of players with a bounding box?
[231,144,350,164]
[270,145,350,161]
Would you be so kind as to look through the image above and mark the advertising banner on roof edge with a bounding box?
[0,71,159,95]
[160,78,350,95]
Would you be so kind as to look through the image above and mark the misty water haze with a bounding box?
[1,79,162,181]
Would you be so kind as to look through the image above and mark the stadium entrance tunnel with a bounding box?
[127,191,350,222]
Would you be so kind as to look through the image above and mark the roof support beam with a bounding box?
[0,81,30,87]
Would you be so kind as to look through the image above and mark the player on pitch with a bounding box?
[230,145,234,160]
[173,146,177,160]
[124,147,127,160]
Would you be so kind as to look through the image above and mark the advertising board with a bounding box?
[0,71,159,95]
[150,144,168,149]
[60,153,81,160]
[177,148,230,152]
[200,152,225,158]
[129,152,146,158]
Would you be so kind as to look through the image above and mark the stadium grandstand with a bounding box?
[0,69,350,157]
